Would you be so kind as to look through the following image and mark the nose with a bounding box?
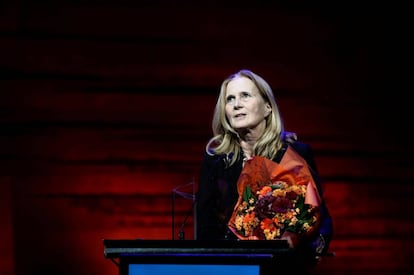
[233,97,242,108]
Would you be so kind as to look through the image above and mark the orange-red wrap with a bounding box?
[228,145,321,240]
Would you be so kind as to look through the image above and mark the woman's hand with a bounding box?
[281,231,300,248]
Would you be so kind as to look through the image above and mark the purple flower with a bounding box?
[271,196,293,213]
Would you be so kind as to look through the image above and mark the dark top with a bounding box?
[195,140,333,256]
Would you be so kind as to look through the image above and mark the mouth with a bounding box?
[234,113,246,118]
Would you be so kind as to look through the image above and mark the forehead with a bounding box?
[226,76,257,95]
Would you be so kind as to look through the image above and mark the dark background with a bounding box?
[1,1,412,274]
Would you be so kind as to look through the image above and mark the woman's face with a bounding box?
[224,76,271,133]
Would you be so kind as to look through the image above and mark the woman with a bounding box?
[196,69,333,261]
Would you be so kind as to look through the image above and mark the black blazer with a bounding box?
[196,140,333,255]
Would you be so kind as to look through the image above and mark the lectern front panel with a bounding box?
[128,264,259,275]
[103,239,293,275]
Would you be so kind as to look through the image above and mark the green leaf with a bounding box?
[242,186,255,203]
[296,195,305,209]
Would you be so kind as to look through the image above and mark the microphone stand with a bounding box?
[171,179,196,240]
[178,200,197,240]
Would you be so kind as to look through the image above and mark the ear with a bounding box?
[265,103,272,117]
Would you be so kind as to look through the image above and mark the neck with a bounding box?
[240,139,255,159]
[237,123,265,159]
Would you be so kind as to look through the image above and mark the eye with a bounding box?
[226,95,235,103]
[241,92,251,99]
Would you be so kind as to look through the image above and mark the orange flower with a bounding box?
[243,212,256,224]
[260,218,274,230]
[258,186,272,197]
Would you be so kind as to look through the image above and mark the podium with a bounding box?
[103,239,295,275]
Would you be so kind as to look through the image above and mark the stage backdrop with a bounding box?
[0,1,412,275]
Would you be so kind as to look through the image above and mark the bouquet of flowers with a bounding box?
[228,154,319,240]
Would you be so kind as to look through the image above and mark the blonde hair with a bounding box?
[206,69,285,166]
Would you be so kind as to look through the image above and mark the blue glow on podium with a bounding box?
[129,264,260,275]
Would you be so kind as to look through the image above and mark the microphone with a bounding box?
[174,152,233,239]
[226,152,234,164]
[212,152,233,168]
